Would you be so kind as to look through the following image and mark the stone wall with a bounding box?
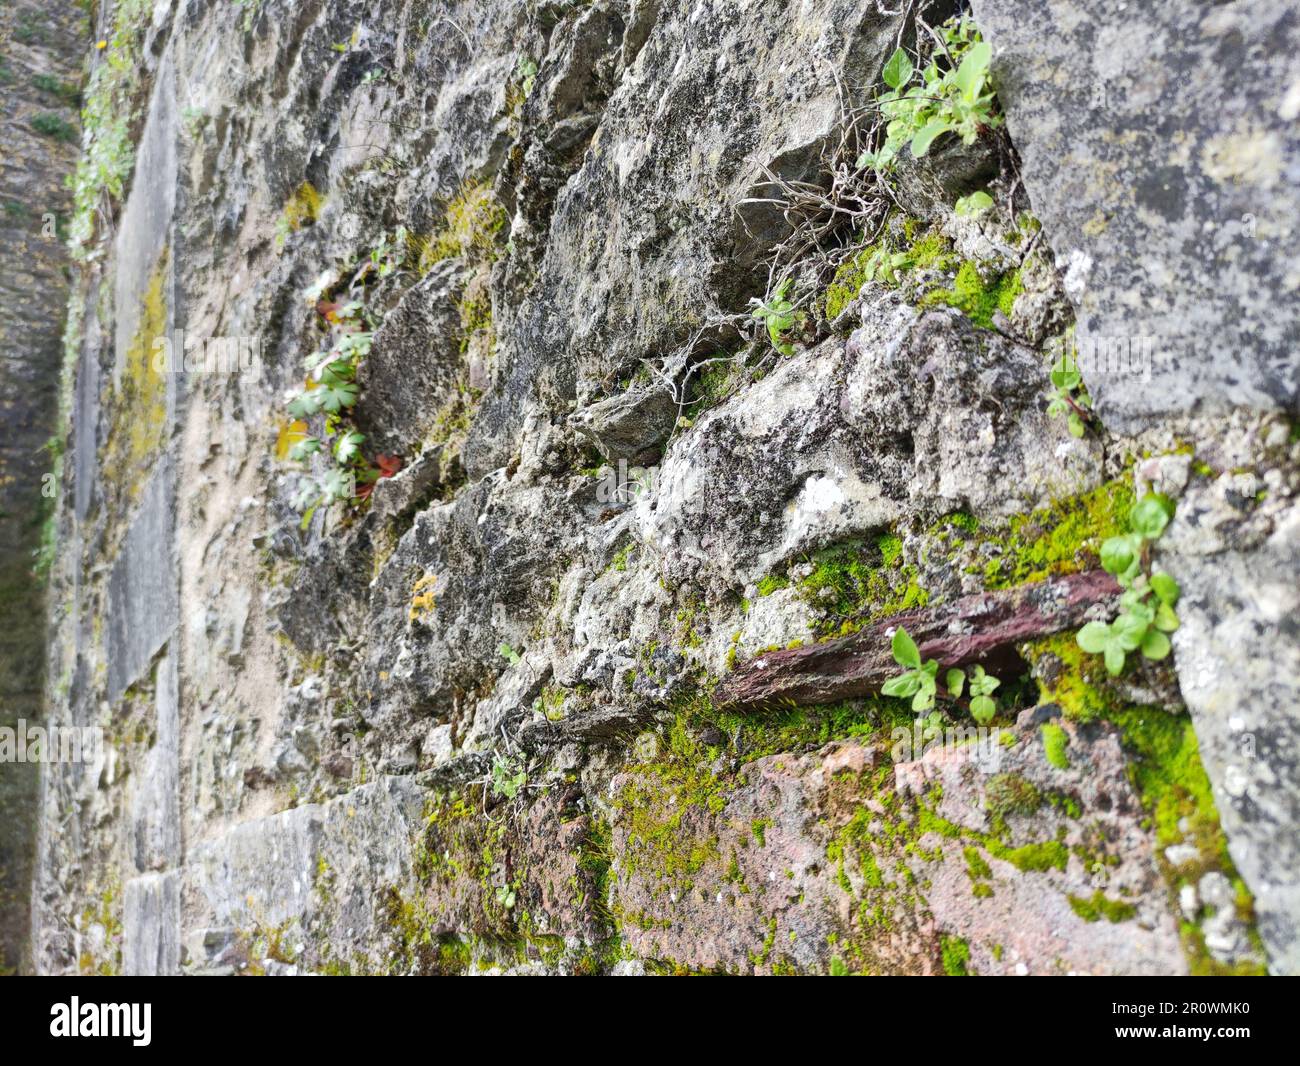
[0,0,83,974]
[21,0,1300,975]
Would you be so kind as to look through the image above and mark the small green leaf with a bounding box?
[1103,642,1126,676]
[953,41,991,101]
[1154,603,1180,633]
[891,626,921,669]
[1113,610,1149,651]
[287,436,321,462]
[882,673,921,698]
[317,380,359,412]
[1150,572,1180,605]
[970,694,995,725]
[321,467,354,500]
[1050,357,1082,391]
[946,668,966,698]
[1099,535,1139,579]
[1077,621,1110,654]
[287,391,322,418]
[1140,629,1171,661]
[1131,493,1173,540]
[334,430,365,463]
[954,190,993,217]
[882,47,913,90]
[910,118,953,158]
[1067,413,1085,438]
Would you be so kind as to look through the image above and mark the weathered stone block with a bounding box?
[106,462,178,703]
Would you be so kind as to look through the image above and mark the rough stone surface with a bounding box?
[105,462,179,703]
[16,0,1299,978]
[970,0,1300,430]
[1168,490,1300,973]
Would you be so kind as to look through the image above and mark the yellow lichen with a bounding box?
[414,183,507,271]
[275,181,323,248]
[101,248,169,502]
[409,572,438,622]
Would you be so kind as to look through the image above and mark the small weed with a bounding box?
[1076,493,1180,676]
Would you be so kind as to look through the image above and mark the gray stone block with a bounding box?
[106,462,179,703]
[122,871,180,976]
[971,0,1300,430]
[130,649,180,871]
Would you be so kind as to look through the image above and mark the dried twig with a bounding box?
[716,569,1120,710]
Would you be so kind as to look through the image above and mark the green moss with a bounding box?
[797,531,929,637]
[607,541,636,573]
[939,478,1134,590]
[67,0,153,257]
[416,183,507,270]
[30,112,78,142]
[941,934,972,976]
[822,224,959,321]
[613,711,727,892]
[693,695,912,765]
[274,181,323,248]
[993,839,1069,873]
[984,772,1042,831]
[1026,634,1268,974]
[756,574,789,597]
[1040,723,1070,769]
[76,876,122,976]
[920,260,1021,329]
[32,72,82,104]
[1068,891,1137,924]
[456,278,494,355]
[963,846,992,880]
[691,358,743,412]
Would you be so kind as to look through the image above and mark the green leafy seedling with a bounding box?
[881,626,939,711]
[954,190,994,218]
[491,753,526,800]
[857,18,1003,174]
[1078,492,1181,675]
[1046,351,1093,438]
[885,627,1001,721]
[750,278,801,356]
[966,664,1001,725]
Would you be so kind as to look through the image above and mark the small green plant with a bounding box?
[858,16,1003,173]
[498,642,521,665]
[31,112,78,143]
[66,0,153,259]
[947,663,1001,725]
[32,74,81,105]
[750,277,801,356]
[281,234,405,523]
[882,626,1001,722]
[494,883,517,910]
[490,753,526,800]
[1076,493,1180,675]
[954,190,993,218]
[1046,347,1093,438]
